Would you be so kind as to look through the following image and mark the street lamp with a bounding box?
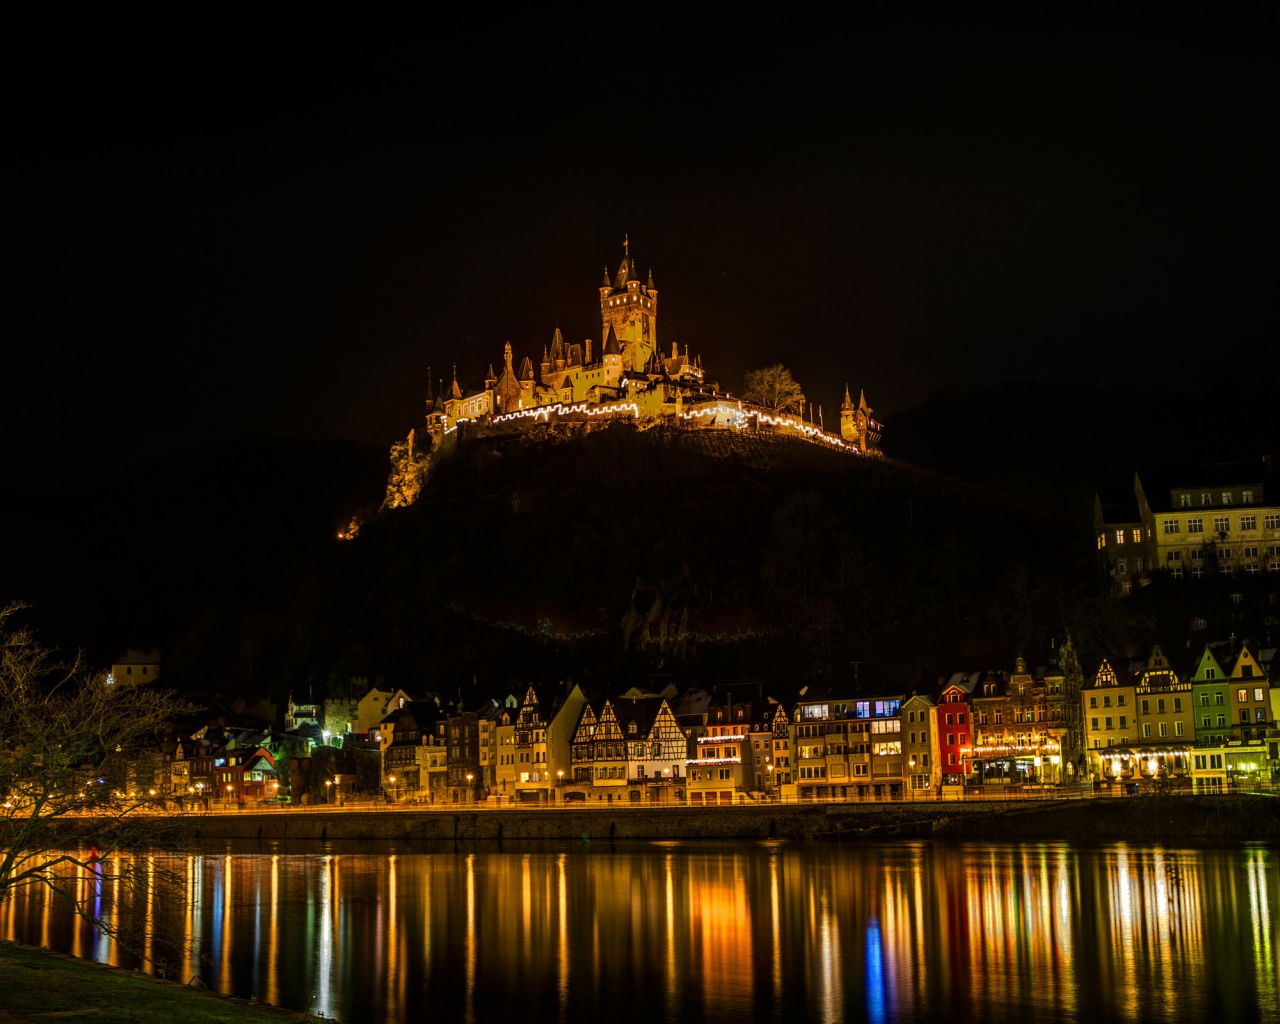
[325,779,333,803]
[908,759,917,801]
[557,770,563,802]
[466,773,474,803]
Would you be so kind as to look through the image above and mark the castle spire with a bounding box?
[623,233,629,257]
[842,383,854,409]
[647,267,655,289]
[601,265,611,288]
[503,341,514,370]
[450,363,461,399]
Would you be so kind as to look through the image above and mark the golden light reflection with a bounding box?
[666,854,678,1019]
[690,855,753,1014]
[387,854,400,1023]
[267,854,279,1007]
[0,843,1274,1023]
[557,853,568,1023]
[218,854,232,994]
[465,852,476,1024]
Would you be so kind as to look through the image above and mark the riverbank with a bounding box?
[162,794,1280,845]
[0,941,299,1023]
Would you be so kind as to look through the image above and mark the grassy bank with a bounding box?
[0,941,298,1023]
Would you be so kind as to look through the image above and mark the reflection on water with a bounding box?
[1,842,1277,1023]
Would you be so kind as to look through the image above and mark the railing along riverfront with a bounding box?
[141,782,1278,815]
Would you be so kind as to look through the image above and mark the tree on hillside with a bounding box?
[0,605,194,967]
[741,364,806,414]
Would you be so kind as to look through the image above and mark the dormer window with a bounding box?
[628,723,637,735]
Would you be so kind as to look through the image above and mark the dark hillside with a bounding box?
[159,423,1100,707]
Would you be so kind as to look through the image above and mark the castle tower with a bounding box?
[599,238,658,373]
[602,324,623,389]
[494,342,523,413]
[840,383,856,440]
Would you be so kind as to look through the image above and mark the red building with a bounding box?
[934,680,974,786]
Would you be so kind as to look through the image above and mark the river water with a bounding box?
[1,840,1276,1023]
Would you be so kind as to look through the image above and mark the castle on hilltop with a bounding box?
[374,242,882,514]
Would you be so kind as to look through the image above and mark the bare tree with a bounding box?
[0,605,194,967]
[741,364,806,414]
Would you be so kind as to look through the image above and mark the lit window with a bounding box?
[1116,530,1125,545]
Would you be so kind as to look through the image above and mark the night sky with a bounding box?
[5,12,1272,497]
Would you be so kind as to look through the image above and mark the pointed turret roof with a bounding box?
[647,268,655,289]
[842,383,854,409]
[519,356,534,381]
[601,265,611,288]
[603,324,621,356]
[550,327,564,361]
[450,364,461,399]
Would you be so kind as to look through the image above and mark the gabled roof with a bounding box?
[612,696,664,738]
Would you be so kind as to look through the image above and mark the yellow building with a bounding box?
[1083,645,1193,790]
[1127,461,1280,581]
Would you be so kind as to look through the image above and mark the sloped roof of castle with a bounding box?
[519,356,534,380]
[550,327,564,362]
[613,257,638,290]
[603,324,621,356]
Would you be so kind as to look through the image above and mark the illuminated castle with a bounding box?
[376,242,882,513]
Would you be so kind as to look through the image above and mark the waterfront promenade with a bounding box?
[153,792,1279,844]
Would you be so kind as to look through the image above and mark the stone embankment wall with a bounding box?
[176,796,1279,846]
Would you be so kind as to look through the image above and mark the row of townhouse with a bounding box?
[342,639,1279,807]
[1082,640,1277,792]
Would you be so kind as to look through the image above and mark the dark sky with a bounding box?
[4,11,1272,496]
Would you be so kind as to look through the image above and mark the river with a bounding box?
[1,840,1277,1023]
